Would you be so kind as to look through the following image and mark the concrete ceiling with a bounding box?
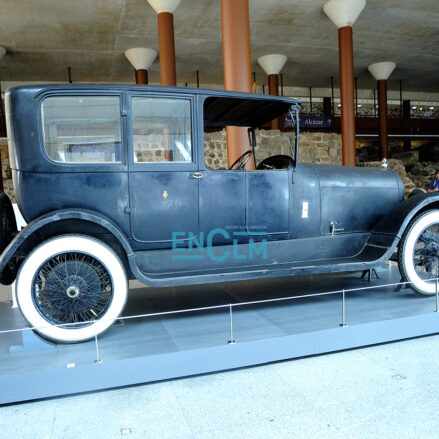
[0,0,437,92]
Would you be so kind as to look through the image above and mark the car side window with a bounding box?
[41,96,122,163]
[132,97,192,163]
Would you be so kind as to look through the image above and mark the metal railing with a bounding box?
[2,273,439,365]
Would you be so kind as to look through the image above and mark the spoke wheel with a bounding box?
[413,226,439,281]
[17,235,128,343]
[33,252,113,328]
[399,210,439,295]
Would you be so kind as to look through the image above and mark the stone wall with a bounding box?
[0,130,343,200]
[356,138,436,163]
[357,138,439,195]
[0,144,14,202]
[3,130,436,202]
[204,129,342,169]
[407,161,439,189]
[204,130,439,197]
[134,134,168,162]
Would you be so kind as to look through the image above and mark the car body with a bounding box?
[1,84,439,342]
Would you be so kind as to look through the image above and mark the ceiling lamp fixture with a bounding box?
[367,62,396,81]
[323,0,366,28]
[125,48,158,84]
[257,54,287,76]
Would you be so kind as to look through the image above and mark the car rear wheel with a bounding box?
[0,192,17,252]
[16,235,128,343]
[0,192,18,284]
[398,210,439,295]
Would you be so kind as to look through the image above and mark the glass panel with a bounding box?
[132,97,192,163]
[41,96,122,163]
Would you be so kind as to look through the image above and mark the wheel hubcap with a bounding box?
[66,286,80,299]
[32,252,113,328]
[413,224,439,280]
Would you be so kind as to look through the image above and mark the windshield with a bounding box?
[203,97,300,171]
[204,126,297,170]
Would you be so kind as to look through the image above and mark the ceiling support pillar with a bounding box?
[268,74,279,129]
[135,69,148,84]
[221,0,255,170]
[338,26,356,166]
[258,54,287,130]
[0,47,5,192]
[377,79,388,159]
[368,61,396,160]
[147,0,181,86]
[324,0,365,166]
[157,12,177,85]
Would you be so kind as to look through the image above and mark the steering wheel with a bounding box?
[229,149,253,170]
[256,155,294,171]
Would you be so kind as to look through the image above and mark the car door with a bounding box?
[199,168,246,245]
[288,163,321,239]
[246,170,290,236]
[127,93,199,244]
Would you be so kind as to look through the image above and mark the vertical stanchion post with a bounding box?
[435,279,439,313]
[93,320,102,363]
[228,304,235,344]
[340,289,347,327]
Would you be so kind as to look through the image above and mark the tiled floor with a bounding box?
[2,264,439,437]
[1,264,437,377]
[1,334,439,439]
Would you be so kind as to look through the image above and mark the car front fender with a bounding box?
[0,208,134,284]
[371,192,439,241]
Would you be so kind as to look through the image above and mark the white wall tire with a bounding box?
[16,235,128,343]
[399,210,439,295]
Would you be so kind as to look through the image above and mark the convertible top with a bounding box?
[203,96,295,128]
[8,83,299,128]
[6,84,300,174]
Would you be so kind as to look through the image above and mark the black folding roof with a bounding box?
[11,83,300,128]
[203,96,295,127]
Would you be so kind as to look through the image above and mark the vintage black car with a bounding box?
[1,84,438,343]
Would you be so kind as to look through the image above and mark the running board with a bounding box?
[129,237,398,287]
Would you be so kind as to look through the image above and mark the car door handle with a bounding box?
[192,172,204,179]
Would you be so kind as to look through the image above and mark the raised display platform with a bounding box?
[1,263,439,405]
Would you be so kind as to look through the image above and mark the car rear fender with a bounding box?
[0,208,134,285]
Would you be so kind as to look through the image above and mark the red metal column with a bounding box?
[268,74,280,129]
[157,12,177,86]
[221,0,255,170]
[135,69,148,85]
[367,62,395,157]
[338,26,356,166]
[377,79,388,159]
[156,11,177,160]
[0,96,3,190]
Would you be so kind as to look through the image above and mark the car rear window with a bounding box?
[132,97,192,163]
[41,96,122,163]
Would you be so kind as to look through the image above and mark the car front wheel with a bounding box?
[399,210,439,295]
[16,235,128,343]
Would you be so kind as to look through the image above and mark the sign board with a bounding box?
[284,115,333,129]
